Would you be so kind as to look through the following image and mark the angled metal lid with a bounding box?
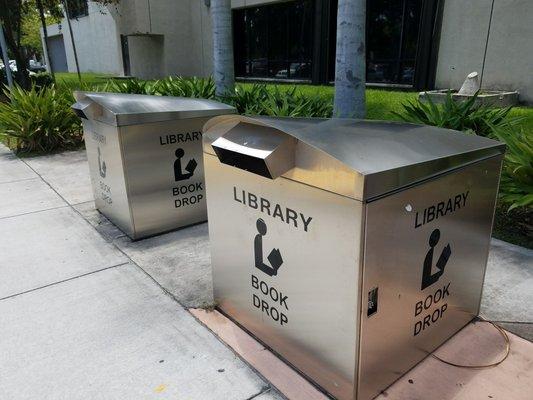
[72,91,236,126]
[212,122,298,179]
[203,115,505,201]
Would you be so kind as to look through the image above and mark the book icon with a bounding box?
[185,158,198,175]
[254,218,284,277]
[174,148,197,181]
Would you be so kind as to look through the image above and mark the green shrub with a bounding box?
[0,85,82,154]
[493,203,532,249]
[153,76,216,98]
[222,84,332,118]
[98,78,332,118]
[102,78,157,95]
[393,91,523,136]
[221,84,270,114]
[491,126,533,211]
[30,72,54,89]
[101,76,216,99]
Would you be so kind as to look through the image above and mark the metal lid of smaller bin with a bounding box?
[72,92,236,126]
[203,115,506,201]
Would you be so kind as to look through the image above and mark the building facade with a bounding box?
[43,0,533,103]
[42,1,123,75]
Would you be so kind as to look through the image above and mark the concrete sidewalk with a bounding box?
[0,144,283,399]
[1,145,532,399]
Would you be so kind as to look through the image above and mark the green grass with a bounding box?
[509,106,533,135]
[240,82,418,121]
[54,72,113,90]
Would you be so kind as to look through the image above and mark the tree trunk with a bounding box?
[333,0,366,118]
[0,0,30,87]
[36,0,55,83]
[210,0,235,96]
[0,22,13,88]
[62,0,81,84]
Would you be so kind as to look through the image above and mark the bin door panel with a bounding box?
[205,154,362,400]
[358,156,502,400]
[83,120,132,237]
[121,118,208,238]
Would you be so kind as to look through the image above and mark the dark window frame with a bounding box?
[233,0,315,82]
[232,0,443,89]
[66,0,89,19]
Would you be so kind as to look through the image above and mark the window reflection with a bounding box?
[233,0,314,80]
[329,0,422,85]
[233,0,423,85]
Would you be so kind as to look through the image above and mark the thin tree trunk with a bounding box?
[211,0,234,96]
[36,0,55,83]
[62,0,81,84]
[333,0,366,118]
[0,0,30,87]
[0,22,13,88]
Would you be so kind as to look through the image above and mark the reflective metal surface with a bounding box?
[120,118,210,238]
[83,119,133,236]
[205,154,363,400]
[212,122,297,179]
[73,92,235,127]
[203,116,504,400]
[75,93,235,239]
[203,115,505,201]
[358,156,503,400]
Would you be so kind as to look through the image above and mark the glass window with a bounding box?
[328,0,423,85]
[67,0,89,19]
[233,0,314,80]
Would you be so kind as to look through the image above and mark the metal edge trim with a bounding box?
[475,154,505,317]
[354,201,368,398]
[116,125,138,239]
[362,148,506,203]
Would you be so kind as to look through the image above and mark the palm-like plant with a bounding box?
[0,85,82,153]
[491,126,533,210]
[102,78,156,95]
[153,76,215,98]
[393,91,523,137]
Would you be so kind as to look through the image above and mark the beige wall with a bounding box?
[43,2,123,75]
[110,0,213,78]
[436,0,533,103]
[110,0,289,79]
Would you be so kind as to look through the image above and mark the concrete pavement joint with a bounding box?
[0,177,40,185]
[0,204,69,221]
[21,158,73,205]
[493,320,533,325]
[247,388,281,400]
[0,261,131,302]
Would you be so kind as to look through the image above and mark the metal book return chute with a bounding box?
[203,115,505,400]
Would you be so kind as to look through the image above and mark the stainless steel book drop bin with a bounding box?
[202,115,505,400]
[72,92,235,239]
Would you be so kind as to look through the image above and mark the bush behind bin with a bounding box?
[0,85,83,154]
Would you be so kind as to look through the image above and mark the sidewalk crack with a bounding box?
[0,261,130,301]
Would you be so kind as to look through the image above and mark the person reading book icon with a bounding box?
[174,148,197,181]
[254,218,283,277]
[97,147,106,178]
[421,228,452,290]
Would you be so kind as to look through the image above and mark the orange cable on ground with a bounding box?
[431,318,510,369]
